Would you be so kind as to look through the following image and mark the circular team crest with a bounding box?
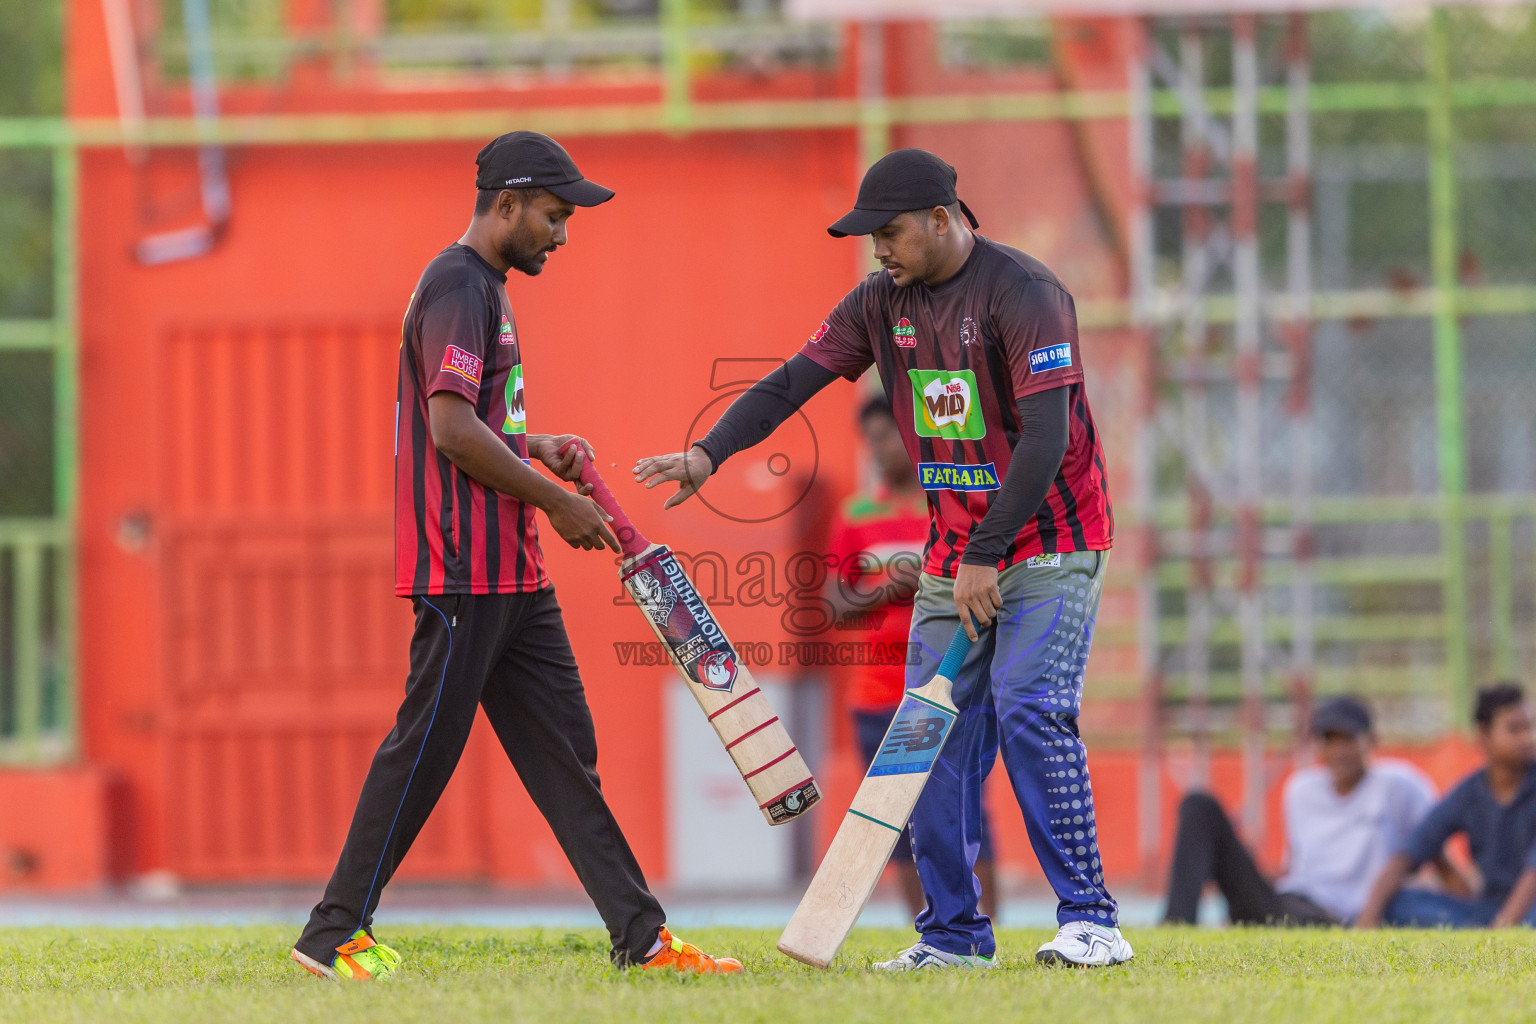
[696,649,738,691]
[960,315,978,347]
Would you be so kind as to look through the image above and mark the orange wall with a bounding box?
[67,0,882,883]
[73,124,876,882]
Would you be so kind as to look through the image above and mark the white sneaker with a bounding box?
[872,941,998,972]
[1034,921,1134,967]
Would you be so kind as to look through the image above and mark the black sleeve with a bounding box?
[692,354,841,473]
[959,386,1070,567]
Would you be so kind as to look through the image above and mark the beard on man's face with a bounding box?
[499,222,551,277]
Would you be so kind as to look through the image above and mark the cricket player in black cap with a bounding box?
[291,131,741,980]
[637,147,1131,969]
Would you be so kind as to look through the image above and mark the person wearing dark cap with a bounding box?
[1357,682,1536,929]
[291,131,741,980]
[634,148,1122,968]
[1163,697,1446,927]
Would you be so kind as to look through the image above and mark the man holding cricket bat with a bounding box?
[635,148,1131,969]
[291,131,740,980]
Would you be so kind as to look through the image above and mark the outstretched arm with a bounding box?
[632,354,840,508]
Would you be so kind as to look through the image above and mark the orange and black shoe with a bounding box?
[290,928,402,981]
[636,926,743,975]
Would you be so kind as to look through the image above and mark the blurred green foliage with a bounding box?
[0,2,60,319]
[388,0,546,27]
[0,353,55,517]
[0,3,60,517]
[0,1,62,117]
[1308,9,1536,289]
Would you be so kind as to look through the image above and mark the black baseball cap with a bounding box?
[474,131,615,207]
[828,148,980,238]
[1310,696,1373,738]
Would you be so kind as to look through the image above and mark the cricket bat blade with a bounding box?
[777,625,973,967]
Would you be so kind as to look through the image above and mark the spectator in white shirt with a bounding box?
[1162,697,1459,925]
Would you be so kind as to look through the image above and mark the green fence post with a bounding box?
[13,542,42,755]
[53,141,79,756]
[1488,510,1515,679]
[661,0,691,131]
[1426,7,1471,726]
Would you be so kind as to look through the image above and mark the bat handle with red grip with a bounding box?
[557,440,652,561]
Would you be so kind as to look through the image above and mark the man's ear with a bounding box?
[932,204,951,236]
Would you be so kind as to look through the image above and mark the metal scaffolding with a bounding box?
[1127,5,1531,863]
[1130,11,1316,847]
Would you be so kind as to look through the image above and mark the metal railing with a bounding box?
[1122,496,1536,726]
[0,519,74,763]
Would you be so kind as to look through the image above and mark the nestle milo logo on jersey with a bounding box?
[501,365,526,434]
[908,369,985,440]
[891,318,917,348]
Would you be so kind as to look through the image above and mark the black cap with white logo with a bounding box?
[827,148,980,238]
[474,131,615,207]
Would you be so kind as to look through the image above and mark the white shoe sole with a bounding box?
[1034,945,1133,968]
[873,955,998,971]
[291,947,340,981]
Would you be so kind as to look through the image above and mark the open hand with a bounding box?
[632,446,714,509]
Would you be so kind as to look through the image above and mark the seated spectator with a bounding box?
[1356,682,1536,929]
[1164,696,1444,926]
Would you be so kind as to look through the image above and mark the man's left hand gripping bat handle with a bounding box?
[557,440,652,561]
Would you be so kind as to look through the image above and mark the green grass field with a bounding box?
[3,925,1535,1024]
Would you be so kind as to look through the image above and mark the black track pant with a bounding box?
[1161,792,1338,927]
[297,587,666,965]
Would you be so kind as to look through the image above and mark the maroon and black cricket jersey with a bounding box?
[800,236,1113,577]
[395,244,548,596]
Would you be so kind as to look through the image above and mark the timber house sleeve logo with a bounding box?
[440,345,484,385]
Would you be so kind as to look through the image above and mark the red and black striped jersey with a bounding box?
[395,244,548,596]
[800,236,1112,577]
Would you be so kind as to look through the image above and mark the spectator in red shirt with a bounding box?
[826,395,999,921]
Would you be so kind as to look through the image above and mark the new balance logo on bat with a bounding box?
[866,696,957,778]
[881,717,945,756]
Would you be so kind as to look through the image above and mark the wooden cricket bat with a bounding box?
[566,443,821,826]
[777,625,974,967]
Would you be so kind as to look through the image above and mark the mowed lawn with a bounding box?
[4,925,1536,1024]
